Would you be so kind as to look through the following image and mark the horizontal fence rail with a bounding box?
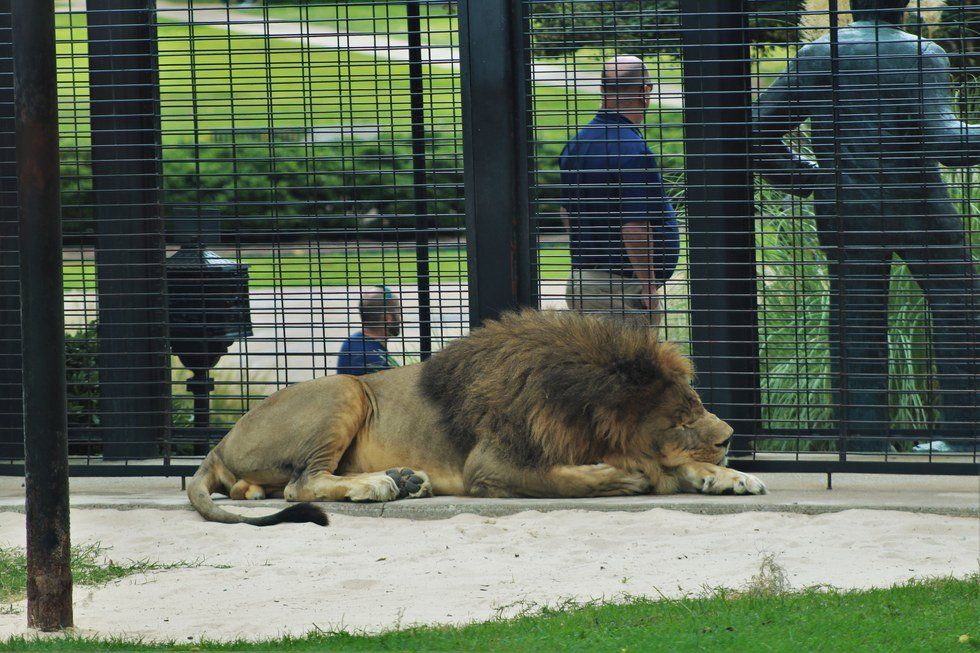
[0,0,976,477]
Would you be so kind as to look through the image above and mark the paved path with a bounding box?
[0,472,976,518]
[64,274,699,400]
[64,281,575,397]
[152,1,684,106]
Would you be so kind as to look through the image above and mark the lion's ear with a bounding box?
[655,342,695,383]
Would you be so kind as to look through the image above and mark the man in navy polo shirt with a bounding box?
[336,286,402,376]
[560,55,679,326]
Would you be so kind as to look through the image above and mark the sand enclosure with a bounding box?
[0,506,976,642]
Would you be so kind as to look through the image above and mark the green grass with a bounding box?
[0,544,211,609]
[53,12,621,146]
[56,14,461,143]
[54,8,682,148]
[62,246,574,291]
[259,0,459,46]
[1,576,977,651]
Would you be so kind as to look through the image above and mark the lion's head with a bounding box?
[421,309,737,470]
[641,387,735,467]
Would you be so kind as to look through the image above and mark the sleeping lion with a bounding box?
[188,309,767,526]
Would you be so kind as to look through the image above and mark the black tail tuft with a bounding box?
[249,502,329,527]
[277,502,330,526]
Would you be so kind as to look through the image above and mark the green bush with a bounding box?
[60,136,467,239]
[60,135,581,240]
[528,2,806,58]
[65,323,99,429]
[752,183,968,451]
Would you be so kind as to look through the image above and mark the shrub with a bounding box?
[65,323,99,429]
[60,135,467,241]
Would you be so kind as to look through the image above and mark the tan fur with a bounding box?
[188,310,766,525]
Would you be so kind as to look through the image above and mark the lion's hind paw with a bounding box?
[385,468,433,499]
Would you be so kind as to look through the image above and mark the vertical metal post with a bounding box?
[828,0,847,460]
[406,0,433,358]
[0,0,21,458]
[680,0,761,453]
[458,0,532,326]
[87,0,168,459]
[12,0,74,629]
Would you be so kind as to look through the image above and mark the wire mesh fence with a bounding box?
[526,0,976,471]
[1,0,468,471]
[0,0,976,476]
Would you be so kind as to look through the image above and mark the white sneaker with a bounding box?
[912,440,973,453]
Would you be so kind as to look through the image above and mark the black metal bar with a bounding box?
[458,0,532,325]
[406,0,433,359]
[169,426,226,442]
[0,0,20,458]
[680,0,760,454]
[730,460,980,476]
[87,0,169,459]
[12,0,73,629]
[828,0,847,460]
[188,370,211,456]
[0,464,200,477]
[756,427,979,440]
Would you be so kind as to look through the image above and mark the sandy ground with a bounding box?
[0,507,976,642]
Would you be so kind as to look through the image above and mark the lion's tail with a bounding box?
[187,455,329,527]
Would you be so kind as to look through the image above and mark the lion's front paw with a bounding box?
[733,471,767,495]
[385,468,433,499]
[346,473,400,502]
[699,468,767,495]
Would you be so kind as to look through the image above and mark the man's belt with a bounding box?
[571,265,636,280]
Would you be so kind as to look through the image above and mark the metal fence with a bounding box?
[0,0,976,477]
[520,0,977,475]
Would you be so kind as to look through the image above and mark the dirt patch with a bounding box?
[0,507,975,642]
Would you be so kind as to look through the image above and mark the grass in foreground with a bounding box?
[0,544,210,611]
[1,576,977,652]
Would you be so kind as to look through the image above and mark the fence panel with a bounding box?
[0,0,468,474]
[523,0,977,474]
[0,0,975,477]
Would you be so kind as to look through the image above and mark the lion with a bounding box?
[187,309,767,526]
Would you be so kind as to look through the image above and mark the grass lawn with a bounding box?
[2,576,977,651]
[55,13,462,143]
[260,0,459,46]
[62,245,573,291]
[53,8,683,147]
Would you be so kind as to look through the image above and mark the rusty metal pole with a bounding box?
[12,0,73,630]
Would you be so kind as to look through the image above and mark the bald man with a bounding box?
[560,55,679,326]
[336,286,402,376]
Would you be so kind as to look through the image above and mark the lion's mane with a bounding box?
[420,309,697,468]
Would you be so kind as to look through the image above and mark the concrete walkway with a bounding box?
[0,473,975,518]
[65,281,579,397]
